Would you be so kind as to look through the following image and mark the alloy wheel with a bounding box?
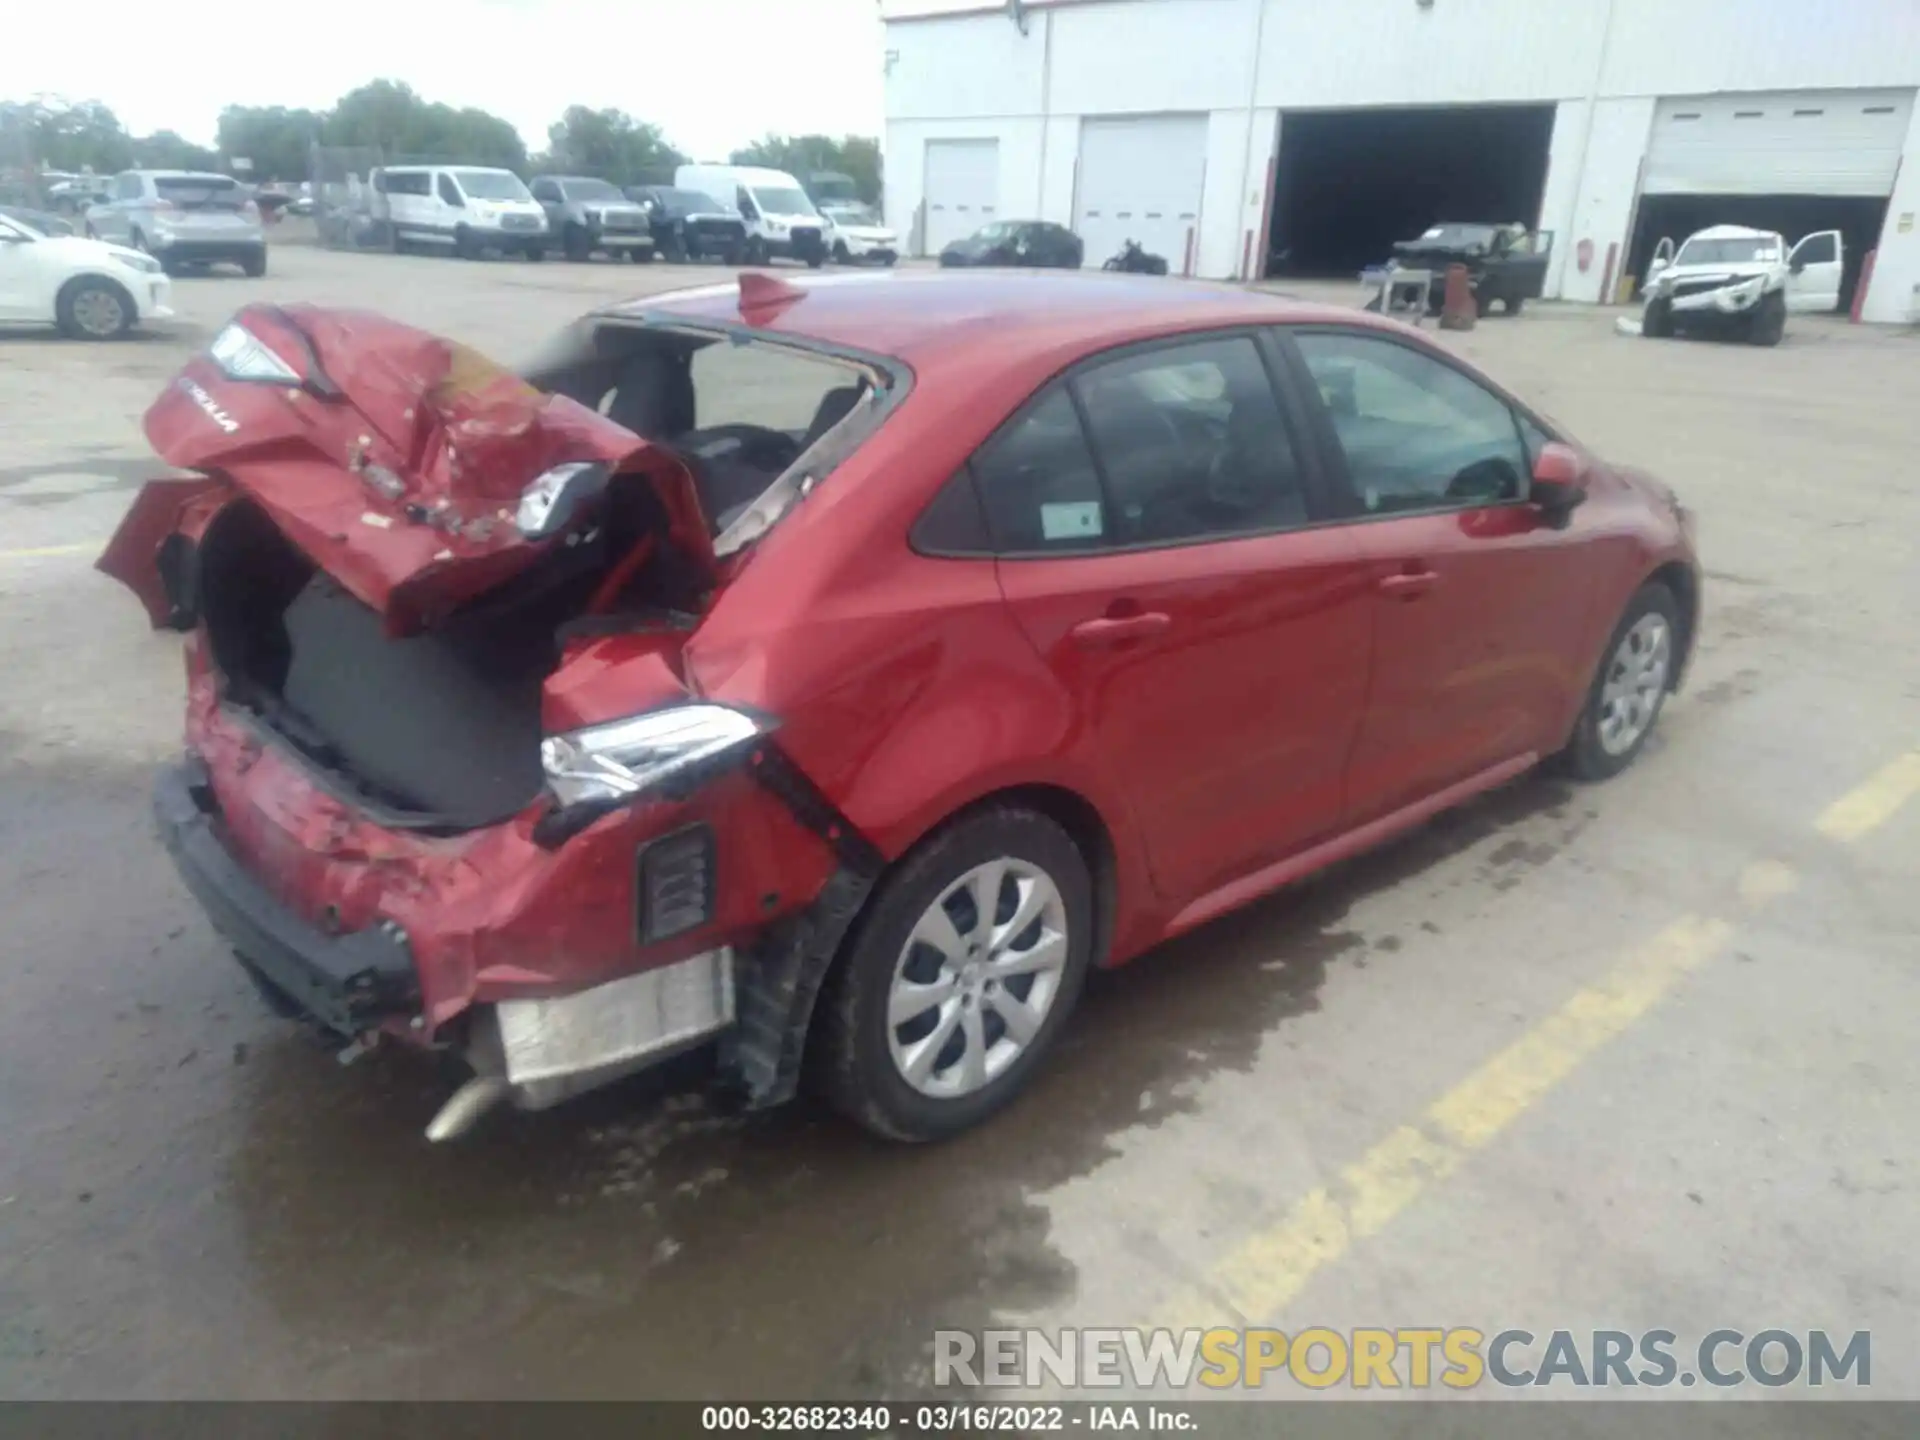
[886,858,1069,1099]
[1597,613,1672,755]
[71,287,126,338]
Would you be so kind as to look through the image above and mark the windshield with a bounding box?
[453,170,533,202]
[156,175,246,210]
[826,204,880,226]
[1675,235,1781,266]
[658,189,729,214]
[750,186,816,217]
[1414,224,1500,249]
[0,211,47,239]
[563,178,624,202]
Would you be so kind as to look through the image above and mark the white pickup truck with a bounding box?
[1637,224,1844,346]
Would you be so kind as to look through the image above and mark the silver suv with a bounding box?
[86,171,267,277]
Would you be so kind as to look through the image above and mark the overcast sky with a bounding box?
[1,0,887,160]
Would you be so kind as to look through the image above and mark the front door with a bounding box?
[1787,229,1844,313]
[979,333,1375,904]
[1282,327,1586,825]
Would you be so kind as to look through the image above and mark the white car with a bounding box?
[1637,224,1843,346]
[821,203,899,266]
[371,165,549,260]
[0,209,173,340]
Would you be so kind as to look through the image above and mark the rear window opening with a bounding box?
[522,319,896,554]
[197,487,709,833]
[156,176,247,211]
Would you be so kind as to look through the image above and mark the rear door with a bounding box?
[1279,326,1589,826]
[1787,229,1844,312]
[978,332,1375,905]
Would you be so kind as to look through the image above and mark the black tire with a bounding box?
[832,240,852,264]
[1505,296,1524,316]
[631,245,655,263]
[805,250,825,270]
[523,242,545,262]
[1643,297,1673,339]
[454,225,480,260]
[563,225,591,262]
[666,230,690,263]
[817,806,1095,1142]
[55,276,135,340]
[242,249,267,279]
[1560,582,1682,782]
[744,237,769,266]
[1748,291,1786,347]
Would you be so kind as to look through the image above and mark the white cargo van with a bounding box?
[371,164,549,260]
[674,164,825,267]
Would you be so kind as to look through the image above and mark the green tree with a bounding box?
[729,133,883,205]
[1,97,134,174]
[321,80,526,171]
[543,106,684,186]
[216,106,323,184]
[131,129,221,171]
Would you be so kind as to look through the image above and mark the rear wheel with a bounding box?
[1560,583,1680,782]
[832,240,852,264]
[817,806,1093,1142]
[1748,291,1786,347]
[56,277,134,340]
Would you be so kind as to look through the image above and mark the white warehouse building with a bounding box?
[880,0,1920,322]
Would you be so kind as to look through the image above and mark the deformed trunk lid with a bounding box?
[117,303,714,634]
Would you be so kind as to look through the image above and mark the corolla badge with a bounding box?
[179,377,239,434]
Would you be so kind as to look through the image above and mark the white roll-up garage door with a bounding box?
[923,138,1000,256]
[1074,115,1208,272]
[1643,89,1914,197]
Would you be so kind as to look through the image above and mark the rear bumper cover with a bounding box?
[154,756,420,1036]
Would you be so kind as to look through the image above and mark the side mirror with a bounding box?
[1531,442,1589,521]
[1790,257,1806,275]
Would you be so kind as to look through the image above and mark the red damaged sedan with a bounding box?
[101,272,1699,1143]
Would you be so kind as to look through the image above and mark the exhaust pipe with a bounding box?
[425,1074,511,1143]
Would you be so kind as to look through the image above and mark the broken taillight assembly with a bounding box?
[534,704,770,846]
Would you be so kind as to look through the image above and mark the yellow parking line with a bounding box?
[1175,912,1737,1326]
[0,542,98,561]
[1816,750,1920,843]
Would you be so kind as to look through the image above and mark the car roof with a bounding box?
[140,170,233,180]
[1687,225,1777,240]
[606,271,1368,375]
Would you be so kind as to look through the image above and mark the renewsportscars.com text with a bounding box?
[934,1327,1872,1390]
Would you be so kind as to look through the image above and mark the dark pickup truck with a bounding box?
[1382,222,1550,316]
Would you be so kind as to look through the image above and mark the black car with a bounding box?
[1380,221,1550,317]
[628,186,749,264]
[938,220,1083,269]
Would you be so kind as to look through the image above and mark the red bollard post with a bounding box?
[1851,248,1877,323]
[1439,263,1477,331]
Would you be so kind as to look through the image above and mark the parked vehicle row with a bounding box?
[100,270,1698,1145]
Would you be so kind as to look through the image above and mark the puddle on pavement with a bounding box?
[2,739,1579,1399]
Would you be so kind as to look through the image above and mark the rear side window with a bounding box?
[972,388,1108,552]
[381,171,431,197]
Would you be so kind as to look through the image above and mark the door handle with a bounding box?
[1070,612,1171,647]
[1377,569,1440,599]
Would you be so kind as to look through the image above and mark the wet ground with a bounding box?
[2,246,1916,1401]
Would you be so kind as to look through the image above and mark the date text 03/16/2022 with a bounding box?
[700,1404,1193,1432]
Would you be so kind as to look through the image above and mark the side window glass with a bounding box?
[531,179,556,203]
[1795,232,1837,265]
[437,174,463,206]
[972,388,1107,552]
[1075,336,1310,544]
[118,174,141,201]
[1294,332,1528,513]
